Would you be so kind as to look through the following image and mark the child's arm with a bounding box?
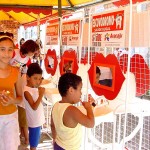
[63,102,95,128]
[24,87,45,110]
[14,70,23,103]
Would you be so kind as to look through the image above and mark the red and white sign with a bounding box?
[46,23,59,45]
[91,10,125,47]
[62,20,81,46]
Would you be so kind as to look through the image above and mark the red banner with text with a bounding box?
[46,23,59,45]
[62,20,81,46]
[91,10,125,47]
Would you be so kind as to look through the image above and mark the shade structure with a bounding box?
[0,6,58,27]
[0,0,105,26]
[0,10,53,25]
[0,0,98,7]
[0,0,147,26]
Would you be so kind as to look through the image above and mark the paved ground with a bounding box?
[18,132,53,150]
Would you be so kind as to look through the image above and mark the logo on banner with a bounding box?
[46,23,59,45]
[105,33,110,41]
[92,10,124,32]
[104,33,123,41]
[115,14,122,29]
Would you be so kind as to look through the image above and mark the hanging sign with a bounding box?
[46,23,59,45]
[91,10,125,47]
[62,20,81,46]
[0,20,20,29]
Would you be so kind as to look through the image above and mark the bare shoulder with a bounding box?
[65,105,81,115]
[64,105,94,128]
[64,106,86,123]
[63,105,83,127]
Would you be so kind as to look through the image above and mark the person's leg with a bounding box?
[30,147,36,150]
[0,116,5,150]
[29,126,41,150]
[18,106,29,144]
[2,111,20,150]
[18,106,23,137]
[22,127,29,144]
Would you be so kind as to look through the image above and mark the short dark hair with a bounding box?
[96,66,101,75]
[19,38,25,46]
[27,63,42,77]
[58,73,82,97]
[20,40,39,55]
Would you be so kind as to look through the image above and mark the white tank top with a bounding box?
[23,86,45,127]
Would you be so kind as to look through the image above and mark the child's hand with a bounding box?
[88,94,97,107]
[88,94,95,104]
[82,101,92,110]
[38,87,45,97]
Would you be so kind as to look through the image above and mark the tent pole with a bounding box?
[37,14,40,39]
[58,0,62,57]
[122,0,133,149]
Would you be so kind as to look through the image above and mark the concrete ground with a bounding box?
[18,132,53,150]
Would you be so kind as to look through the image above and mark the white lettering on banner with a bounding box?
[63,32,72,35]
[62,24,74,31]
[94,27,110,32]
[49,26,56,32]
[47,26,58,35]
[92,15,114,27]
[62,23,79,33]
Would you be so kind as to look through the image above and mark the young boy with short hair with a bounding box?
[23,63,45,150]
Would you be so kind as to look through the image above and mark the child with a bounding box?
[0,36,22,150]
[63,60,73,73]
[34,38,43,66]
[19,38,25,48]
[96,66,112,87]
[18,73,29,145]
[23,63,45,150]
[10,39,40,75]
[51,73,95,150]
